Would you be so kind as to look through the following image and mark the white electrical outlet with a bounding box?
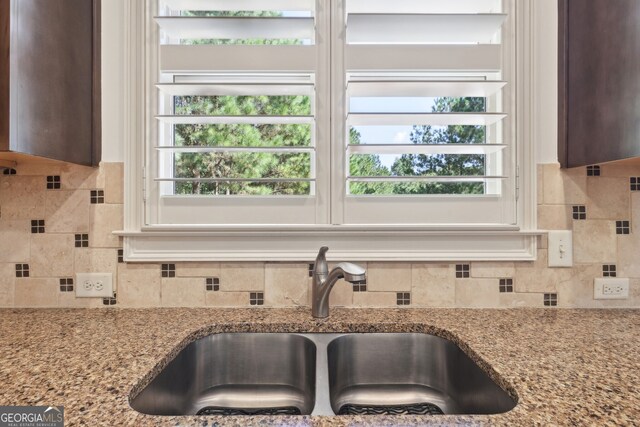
[76,273,113,298]
[548,231,573,267]
[594,278,629,300]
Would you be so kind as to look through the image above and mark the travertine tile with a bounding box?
[556,264,602,308]
[537,234,548,249]
[161,278,205,307]
[352,292,397,307]
[103,163,124,204]
[61,163,104,190]
[45,190,90,233]
[455,278,500,308]
[542,163,587,205]
[470,262,516,279]
[220,263,265,291]
[0,220,30,263]
[366,263,412,292]
[0,176,46,219]
[537,164,544,205]
[573,220,617,263]
[498,292,545,308]
[14,278,58,307]
[74,248,119,276]
[89,204,123,248]
[0,264,15,307]
[57,292,104,308]
[411,264,455,307]
[631,193,640,233]
[599,163,640,178]
[586,177,630,220]
[117,263,161,307]
[537,205,573,230]
[10,161,63,176]
[617,233,640,277]
[30,234,74,277]
[206,291,250,307]
[329,281,354,307]
[264,264,309,307]
[175,262,220,278]
[513,250,572,293]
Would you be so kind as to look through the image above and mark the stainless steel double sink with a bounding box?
[130,333,516,417]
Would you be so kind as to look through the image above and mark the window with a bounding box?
[122,0,537,261]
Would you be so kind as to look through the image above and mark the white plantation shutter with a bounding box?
[147,0,518,228]
[150,0,329,225]
[335,0,517,226]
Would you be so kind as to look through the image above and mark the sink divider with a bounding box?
[301,333,344,416]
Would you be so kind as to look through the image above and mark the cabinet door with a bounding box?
[559,0,640,167]
[9,0,100,166]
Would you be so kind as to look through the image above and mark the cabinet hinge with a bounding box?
[515,165,520,202]
[142,167,147,202]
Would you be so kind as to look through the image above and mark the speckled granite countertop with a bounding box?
[0,308,638,426]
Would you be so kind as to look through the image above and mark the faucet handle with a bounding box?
[313,246,329,276]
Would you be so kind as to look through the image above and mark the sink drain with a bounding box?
[338,403,444,416]
[197,406,302,416]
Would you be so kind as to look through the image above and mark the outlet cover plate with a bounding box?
[75,273,114,298]
[594,278,629,300]
[548,231,573,267]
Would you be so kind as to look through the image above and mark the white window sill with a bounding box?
[115,226,541,262]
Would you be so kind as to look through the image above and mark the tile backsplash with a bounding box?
[1,161,639,309]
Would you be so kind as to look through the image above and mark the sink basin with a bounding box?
[130,332,516,417]
[130,333,316,416]
[327,333,516,415]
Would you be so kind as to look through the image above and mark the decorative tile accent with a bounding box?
[117,249,124,263]
[616,220,630,235]
[30,219,45,234]
[161,264,176,278]
[250,292,264,306]
[603,265,617,277]
[572,205,587,220]
[631,177,640,191]
[586,165,601,177]
[206,277,220,291]
[15,264,29,278]
[308,263,314,277]
[59,278,74,292]
[74,234,89,248]
[499,278,514,293]
[396,292,411,306]
[90,190,105,204]
[544,293,558,307]
[455,264,470,278]
[352,280,367,292]
[2,168,17,175]
[103,293,117,306]
[46,175,61,190]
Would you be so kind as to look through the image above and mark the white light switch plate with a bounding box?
[548,231,573,267]
[75,273,114,298]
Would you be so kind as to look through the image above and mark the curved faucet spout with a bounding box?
[311,249,366,318]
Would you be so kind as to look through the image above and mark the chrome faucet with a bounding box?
[312,247,366,318]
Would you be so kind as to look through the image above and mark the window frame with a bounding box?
[120,0,539,262]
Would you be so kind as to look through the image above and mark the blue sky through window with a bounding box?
[351,97,438,168]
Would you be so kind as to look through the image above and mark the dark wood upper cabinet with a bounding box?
[0,0,101,166]
[558,0,640,168]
